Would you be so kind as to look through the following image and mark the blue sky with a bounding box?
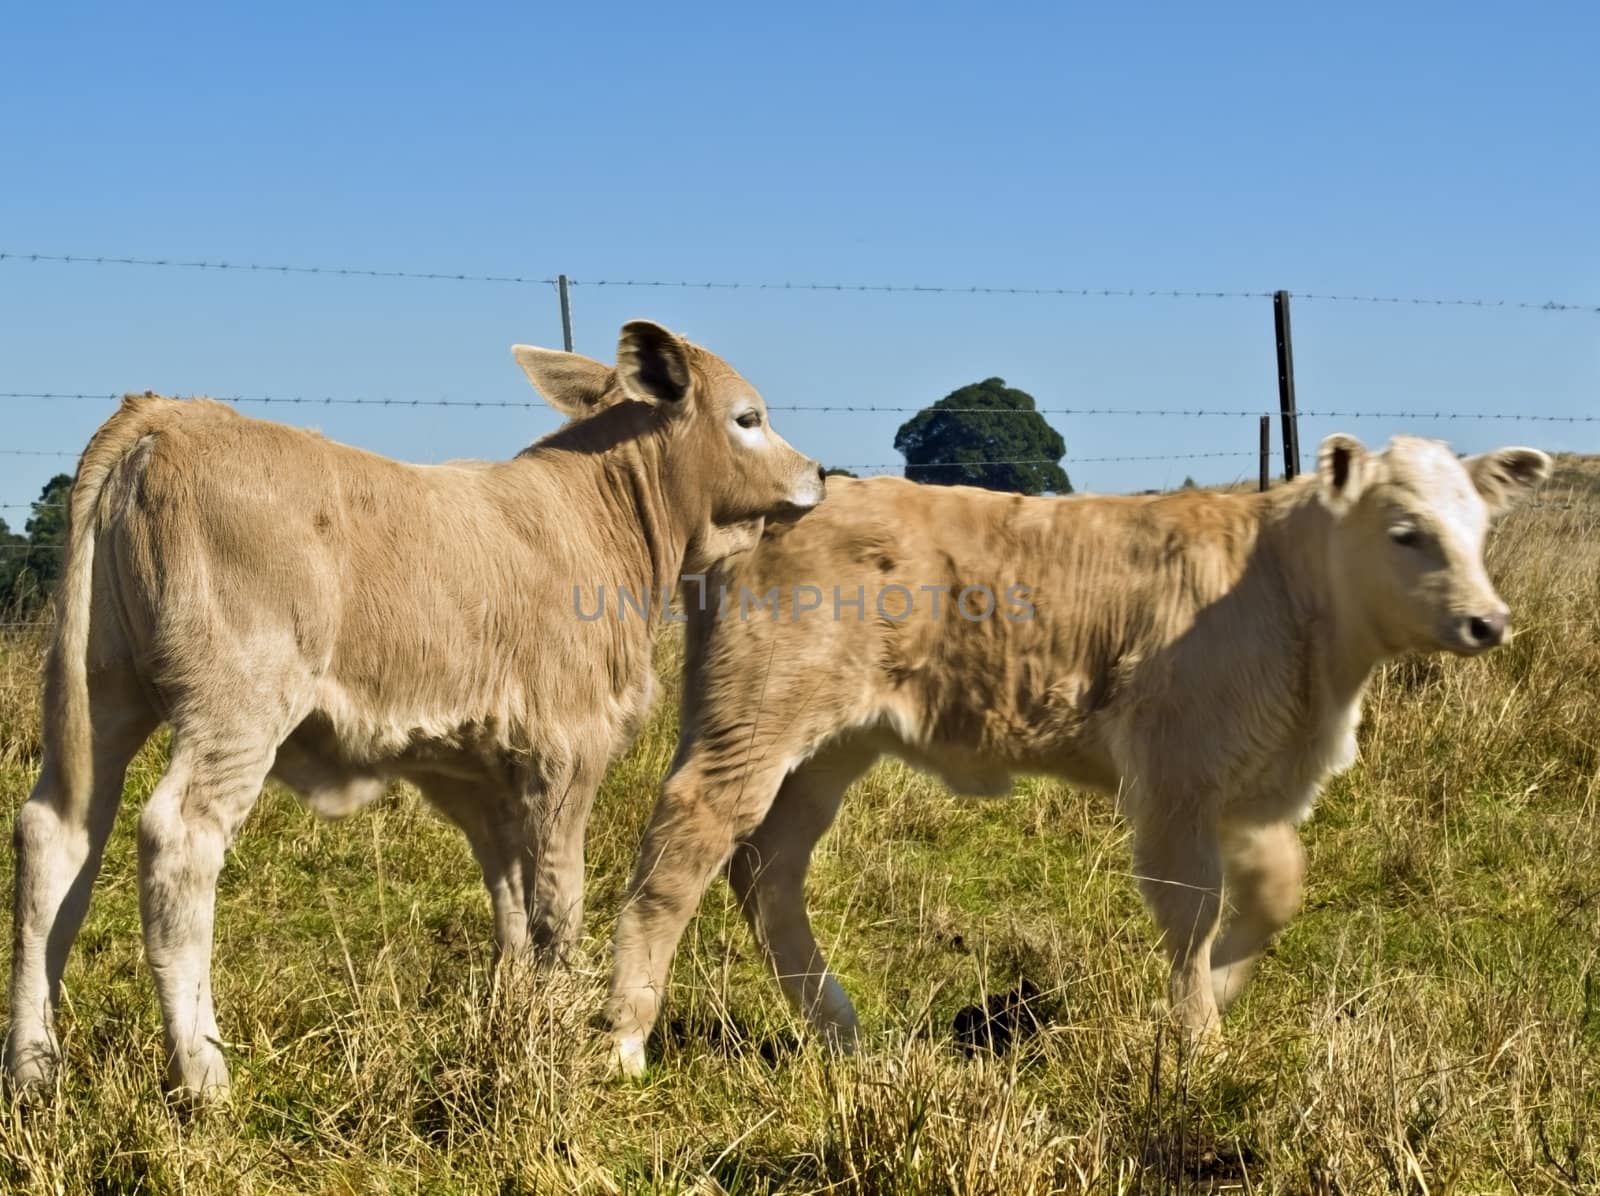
[2,0,1596,521]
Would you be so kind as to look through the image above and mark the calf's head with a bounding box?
[512,320,824,554]
[1316,433,1551,656]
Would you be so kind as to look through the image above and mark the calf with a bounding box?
[602,434,1549,1075]
[6,320,824,1099]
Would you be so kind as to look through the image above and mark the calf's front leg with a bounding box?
[1131,804,1225,1039]
[527,763,604,960]
[1211,819,1305,1012]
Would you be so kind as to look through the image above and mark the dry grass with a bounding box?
[1,459,1598,1193]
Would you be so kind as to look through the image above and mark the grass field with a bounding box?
[1,460,1597,1194]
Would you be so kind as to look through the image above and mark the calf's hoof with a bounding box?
[164,1042,231,1108]
[600,990,654,1079]
[1173,1018,1227,1063]
[610,1032,648,1079]
[3,1036,61,1099]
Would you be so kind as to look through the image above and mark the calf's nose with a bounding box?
[1466,609,1509,648]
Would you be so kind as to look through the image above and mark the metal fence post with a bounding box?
[1259,415,1271,491]
[1273,290,1299,480]
[558,274,574,353]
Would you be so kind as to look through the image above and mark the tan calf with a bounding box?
[603,434,1549,1075]
[5,320,824,1100]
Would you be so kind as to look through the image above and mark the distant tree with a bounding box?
[893,378,1070,495]
[823,467,858,479]
[1180,476,1198,489]
[0,474,71,615]
[0,517,26,615]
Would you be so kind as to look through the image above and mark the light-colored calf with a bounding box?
[5,320,824,1100]
[603,434,1549,1074]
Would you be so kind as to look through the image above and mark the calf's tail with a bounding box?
[42,393,163,807]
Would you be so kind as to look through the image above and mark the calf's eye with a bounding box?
[736,411,762,430]
[1389,526,1419,547]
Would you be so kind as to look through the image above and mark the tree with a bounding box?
[0,474,71,615]
[1180,476,1198,490]
[823,467,858,479]
[0,517,26,615]
[893,378,1070,495]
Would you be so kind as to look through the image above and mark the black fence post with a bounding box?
[1259,415,1271,491]
[1273,290,1300,480]
[558,274,574,353]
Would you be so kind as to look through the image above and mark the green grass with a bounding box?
[1,458,1598,1192]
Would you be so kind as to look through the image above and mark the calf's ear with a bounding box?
[1316,433,1368,514]
[617,320,694,406]
[1465,447,1552,516]
[511,346,616,419]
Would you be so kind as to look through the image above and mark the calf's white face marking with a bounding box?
[1319,436,1549,657]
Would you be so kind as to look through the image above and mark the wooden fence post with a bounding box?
[1273,290,1300,480]
[558,274,574,353]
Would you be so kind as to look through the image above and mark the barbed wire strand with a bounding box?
[575,281,1597,312]
[777,406,1600,422]
[5,480,1589,565]
[2,392,1596,423]
[4,493,1589,546]
[0,453,1198,526]
[0,451,1200,514]
[839,452,1258,472]
[12,487,1587,518]
[0,252,556,287]
[0,391,554,410]
[4,251,1596,312]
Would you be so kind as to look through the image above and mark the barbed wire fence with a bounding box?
[6,251,1600,312]
[4,248,1597,651]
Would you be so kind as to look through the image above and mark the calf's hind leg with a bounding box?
[6,667,156,1092]
[424,781,539,965]
[425,761,605,971]
[604,754,791,1076]
[727,744,874,1052]
[138,725,276,1099]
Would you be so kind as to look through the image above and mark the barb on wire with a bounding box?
[0,252,557,287]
